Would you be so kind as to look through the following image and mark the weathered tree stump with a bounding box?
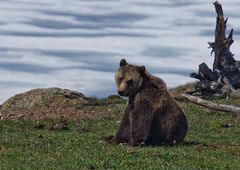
[190,1,240,97]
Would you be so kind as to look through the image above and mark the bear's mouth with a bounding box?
[118,91,124,96]
[118,91,129,97]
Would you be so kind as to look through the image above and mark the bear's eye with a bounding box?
[119,77,123,82]
[127,80,133,85]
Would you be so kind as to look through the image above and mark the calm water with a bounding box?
[0,0,240,103]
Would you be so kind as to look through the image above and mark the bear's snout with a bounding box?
[118,90,124,96]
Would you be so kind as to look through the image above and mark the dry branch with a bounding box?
[181,93,240,116]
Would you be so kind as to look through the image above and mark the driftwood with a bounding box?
[181,93,240,117]
[190,1,240,97]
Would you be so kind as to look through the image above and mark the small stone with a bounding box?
[220,123,232,128]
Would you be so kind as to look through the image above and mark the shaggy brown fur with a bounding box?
[106,59,188,146]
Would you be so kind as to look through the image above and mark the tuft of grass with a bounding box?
[0,98,240,169]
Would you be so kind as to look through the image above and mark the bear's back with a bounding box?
[139,73,188,145]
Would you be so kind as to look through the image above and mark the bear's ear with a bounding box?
[138,66,146,74]
[120,58,128,67]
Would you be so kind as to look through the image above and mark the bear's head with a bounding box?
[115,59,146,97]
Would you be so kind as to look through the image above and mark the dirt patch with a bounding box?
[0,88,111,121]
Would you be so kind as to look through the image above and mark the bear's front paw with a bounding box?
[103,135,114,141]
[103,135,115,144]
[139,141,147,147]
[130,139,145,147]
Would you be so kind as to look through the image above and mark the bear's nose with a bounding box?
[118,91,124,96]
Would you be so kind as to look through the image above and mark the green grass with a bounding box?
[0,97,240,169]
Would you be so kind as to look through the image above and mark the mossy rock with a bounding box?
[0,88,108,120]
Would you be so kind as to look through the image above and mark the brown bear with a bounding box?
[106,59,188,146]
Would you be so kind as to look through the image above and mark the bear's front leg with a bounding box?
[109,104,131,144]
[130,101,154,146]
